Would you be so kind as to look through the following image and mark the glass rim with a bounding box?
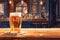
[10,12,21,17]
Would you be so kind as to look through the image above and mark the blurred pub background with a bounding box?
[0,0,59,28]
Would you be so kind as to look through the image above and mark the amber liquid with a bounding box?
[10,16,22,33]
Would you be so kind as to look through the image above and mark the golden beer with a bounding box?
[9,12,22,33]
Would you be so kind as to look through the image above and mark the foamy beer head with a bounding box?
[9,12,22,33]
[10,12,21,17]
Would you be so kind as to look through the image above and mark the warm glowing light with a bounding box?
[40,1,43,5]
[40,33,43,36]
[9,0,12,4]
[21,0,24,4]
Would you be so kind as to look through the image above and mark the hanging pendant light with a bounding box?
[21,0,24,4]
[40,0,43,5]
[9,0,12,4]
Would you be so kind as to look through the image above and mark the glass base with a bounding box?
[4,31,25,36]
[10,31,19,33]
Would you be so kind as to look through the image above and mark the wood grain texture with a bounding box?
[0,28,60,38]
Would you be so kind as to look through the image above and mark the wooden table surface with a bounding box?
[0,28,60,38]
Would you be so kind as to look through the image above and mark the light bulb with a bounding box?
[9,0,12,4]
[40,1,43,5]
[21,0,24,4]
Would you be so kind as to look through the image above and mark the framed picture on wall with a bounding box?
[0,2,7,18]
[32,4,38,14]
[0,3,4,18]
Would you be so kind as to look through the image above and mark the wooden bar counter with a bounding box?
[0,28,60,40]
[0,28,60,38]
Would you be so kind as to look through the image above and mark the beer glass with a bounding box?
[9,12,22,33]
